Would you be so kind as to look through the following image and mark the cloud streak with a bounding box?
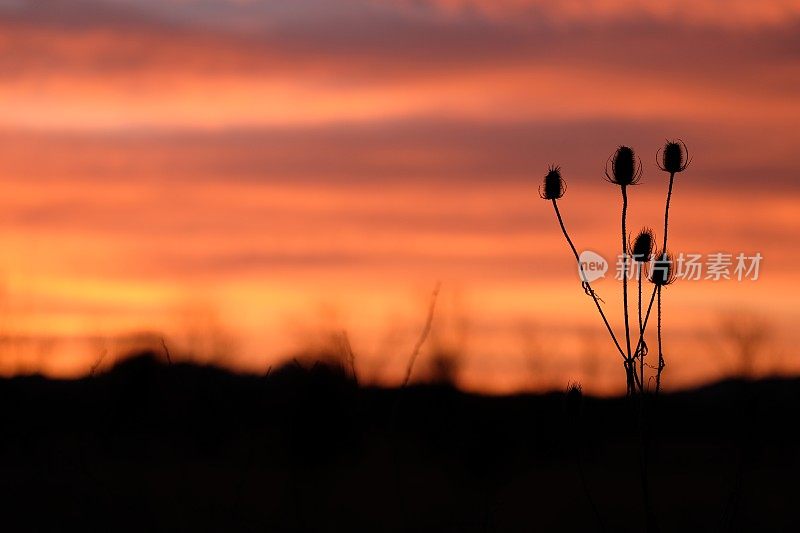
[1,0,800,129]
[0,0,797,391]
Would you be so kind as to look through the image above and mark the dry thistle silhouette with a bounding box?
[656,140,689,253]
[540,143,690,533]
[605,145,643,186]
[539,165,566,200]
[631,141,690,394]
[643,140,688,392]
[630,228,655,263]
[648,251,677,288]
[542,141,690,397]
[565,381,583,422]
[648,251,676,394]
[630,227,655,386]
[606,146,643,394]
[540,165,626,363]
[657,139,690,175]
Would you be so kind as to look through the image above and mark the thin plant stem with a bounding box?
[621,186,635,394]
[662,172,675,252]
[633,286,658,363]
[655,286,665,395]
[551,199,626,361]
[402,282,441,388]
[161,337,172,366]
[638,285,662,532]
[632,286,659,533]
[653,171,675,396]
[638,271,645,389]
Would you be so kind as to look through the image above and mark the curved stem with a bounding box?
[551,199,581,264]
[402,283,441,388]
[551,199,626,360]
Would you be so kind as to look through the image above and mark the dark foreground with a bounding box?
[1,353,798,532]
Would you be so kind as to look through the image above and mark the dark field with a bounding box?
[1,353,798,532]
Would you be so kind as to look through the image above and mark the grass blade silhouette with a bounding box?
[402,282,441,388]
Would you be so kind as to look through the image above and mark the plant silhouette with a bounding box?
[542,140,691,532]
[542,140,690,395]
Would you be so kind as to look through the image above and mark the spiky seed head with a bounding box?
[658,139,690,173]
[649,251,677,287]
[605,145,642,186]
[630,227,655,263]
[565,381,583,421]
[539,165,566,200]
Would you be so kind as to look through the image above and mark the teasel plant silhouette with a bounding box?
[648,251,677,394]
[542,140,689,397]
[646,140,691,393]
[656,140,690,253]
[605,146,643,394]
[630,227,655,387]
[541,142,689,533]
[631,141,691,393]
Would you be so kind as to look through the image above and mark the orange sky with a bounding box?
[0,0,798,393]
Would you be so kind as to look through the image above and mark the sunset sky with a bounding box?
[0,0,798,393]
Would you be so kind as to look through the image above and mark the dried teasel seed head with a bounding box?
[629,227,655,263]
[539,164,566,200]
[657,139,690,174]
[565,381,583,421]
[648,251,677,287]
[605,145,642,186]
